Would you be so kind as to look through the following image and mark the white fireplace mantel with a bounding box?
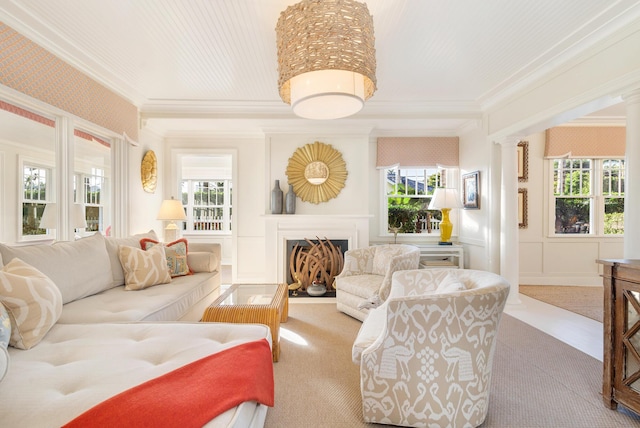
[264,214,371,283]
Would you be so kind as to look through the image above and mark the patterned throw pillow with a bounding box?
[118,245,172,290]
[0,303,10,383]
[0,258,63,350]
[140,238,191,277]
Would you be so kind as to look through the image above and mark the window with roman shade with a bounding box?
[377,137,459,236]
[545,127,625,236]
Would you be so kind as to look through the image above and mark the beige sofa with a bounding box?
[352,268,510,427]
[335,244,421,321]
[0,231,273,427]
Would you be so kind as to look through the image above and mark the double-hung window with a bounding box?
[382,166,446,234]
[551,158,624,235]
[22,164,51,238]
[181,179,232,233]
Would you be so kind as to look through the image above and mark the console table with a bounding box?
[416,244,464,269]
[597,259,640,414]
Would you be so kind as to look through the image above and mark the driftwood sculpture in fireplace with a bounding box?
[288,237,344,294]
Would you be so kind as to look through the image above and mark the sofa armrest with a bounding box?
[187,243,221,273]
[377,249,421,300]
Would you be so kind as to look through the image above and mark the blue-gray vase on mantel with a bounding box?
[285,184,296,214]
[271,180,283,214]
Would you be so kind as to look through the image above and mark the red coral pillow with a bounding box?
[140,238,192,277]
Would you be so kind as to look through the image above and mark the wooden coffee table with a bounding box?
[201,283,288,362]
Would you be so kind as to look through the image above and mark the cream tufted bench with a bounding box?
[352,268,510,427]
[0,322,271,427]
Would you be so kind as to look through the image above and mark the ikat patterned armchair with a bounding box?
[352,268,510,427]
[335,244,421,321]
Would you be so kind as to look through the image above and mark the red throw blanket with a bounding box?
[64,338,274,428]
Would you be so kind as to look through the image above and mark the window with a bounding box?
[22,164,51,237]
[551,158,624,235]
[181,180,232,233]
[382,166,445,234]
[79,168,107,232]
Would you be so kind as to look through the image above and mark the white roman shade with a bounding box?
[545,127,625,158]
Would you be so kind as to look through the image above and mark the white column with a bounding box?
[499,136,524,304]
[624,89,640,258]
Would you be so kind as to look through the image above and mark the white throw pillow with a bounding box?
[0,258,63,350]
[0,233,113,304]
[118,245,171,291]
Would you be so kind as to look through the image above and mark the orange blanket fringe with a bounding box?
[64,338,274,428]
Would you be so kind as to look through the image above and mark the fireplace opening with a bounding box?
[286,238,348,297]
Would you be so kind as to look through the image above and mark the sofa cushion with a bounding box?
[140,238,191,277]
[104,230,159,287]
[337,274,384,299]
[0,233,113,304]
[0,258,62,349]
[119,245,171,291]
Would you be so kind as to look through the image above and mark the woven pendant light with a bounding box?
[276,0,377,120]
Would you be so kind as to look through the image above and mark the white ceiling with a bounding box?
[0,0,636,136]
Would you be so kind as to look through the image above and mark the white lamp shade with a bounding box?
[157,198,187,221]
[290,70,365,120]
[428,188,463,210]
[39,203,56,229]
[72,204,87,229]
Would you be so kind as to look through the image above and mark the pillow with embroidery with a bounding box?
[140,238,191,278]
[0,258,62,350]
[118,245,171,290]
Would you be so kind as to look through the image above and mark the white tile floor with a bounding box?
[504,294,603,361]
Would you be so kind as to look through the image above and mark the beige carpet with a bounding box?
[265,303,640,427]
[519,285,603,322]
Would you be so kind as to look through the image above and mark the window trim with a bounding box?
[379,166,459,238]
[547,157,624,237]
[19,156,55,242]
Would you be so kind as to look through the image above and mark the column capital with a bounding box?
[496,134,525,147]
[622,88,640,105]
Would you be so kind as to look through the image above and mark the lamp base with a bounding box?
[438,241,453,246]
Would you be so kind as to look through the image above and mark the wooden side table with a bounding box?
[201,283,288,362]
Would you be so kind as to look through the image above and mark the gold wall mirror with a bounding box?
[286,141,347,204]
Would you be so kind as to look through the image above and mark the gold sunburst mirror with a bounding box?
[286,141,347,204]
[141,150,157,193]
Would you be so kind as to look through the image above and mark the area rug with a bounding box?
[519,285,603,322]
[265,303,640,427]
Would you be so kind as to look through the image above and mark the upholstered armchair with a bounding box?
[335,244,421,321]
[352,268,510,427]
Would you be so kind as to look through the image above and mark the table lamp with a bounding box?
[428,188,462,245]
[157,197,187,242]
[39,202,57,230]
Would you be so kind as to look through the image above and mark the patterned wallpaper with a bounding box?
[545,126,625,158]
[0,22,138,140]
[377,137,459,167]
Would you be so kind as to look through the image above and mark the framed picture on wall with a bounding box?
[518,188,528,228]
[462,171,480,209]
[517,141,528,182]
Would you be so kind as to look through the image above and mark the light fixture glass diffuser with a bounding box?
[276,0,376,120]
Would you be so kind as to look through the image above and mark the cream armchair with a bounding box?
[352,268,510,427]
[335,244,420,321]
